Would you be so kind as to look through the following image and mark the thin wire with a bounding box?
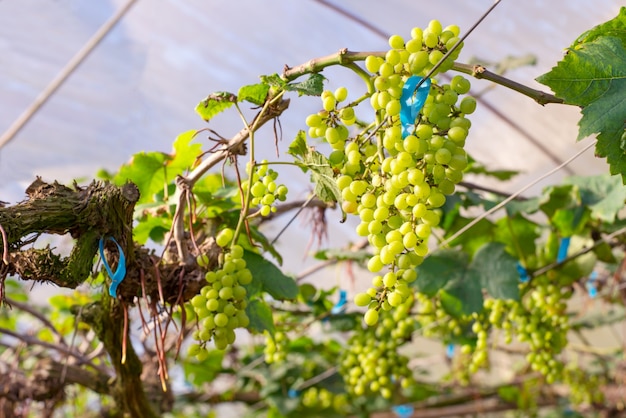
[0,0,139,150]
[439,140,596,248]
[271,194,316,245]
[413,0,503,92]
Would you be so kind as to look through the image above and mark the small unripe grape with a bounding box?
[323,95,336,111]
[334,86,348,102]
[388,34,405,50]
[354,292,372,307]
[459,96,477,114]
[216,228,234,247]
[364,309,379,326]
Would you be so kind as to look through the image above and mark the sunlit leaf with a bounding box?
[238,83,270,105]
[195,91,237,122]
[243,250,298,300]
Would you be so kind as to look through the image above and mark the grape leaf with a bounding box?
[195,91,237,122]
[573,7,626,47]
[441,268,483,317]
[494,215,539,260]
[471,242,520,301]
[285,73,326,96]
[536,36,626,181]
[238,83,270,105]
[183,350,224,386]
[245,299,275,335]
[309,151,341,203]
[288,131,341,203]
[132,215,171,245]
[243,250,298,300]
[114,130,201,205]
[260,73,287,88]
[171,130,202,172]
[114,151,170,204]
[287,130,309,162]
[413,250,469,297]
[564,174,626,222]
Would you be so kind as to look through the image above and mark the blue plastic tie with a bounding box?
[516,262,529,283]
[587,270,598,298]
[331,289,348,315]
[99,237,127,298]
[446,343,455,359]
[288,388,300,399]
[400,76,431,138]
[557,237,571,263]
[392,404,414,418]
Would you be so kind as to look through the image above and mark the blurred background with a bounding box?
[0,0,621,290]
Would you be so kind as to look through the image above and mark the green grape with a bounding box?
[191,245,251,350]
[215,228,233,247]
[459,96,477,114]
[354,292,372,307]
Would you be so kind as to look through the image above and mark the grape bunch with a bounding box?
[189,228,252,353]
[241,160,288,216]
[307,20,476,324]
[339,296,415,398]
[301,386,349,414]
[263,330,288,364]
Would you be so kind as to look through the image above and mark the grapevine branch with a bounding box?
[171,98,290,264]
[282,49,562,106]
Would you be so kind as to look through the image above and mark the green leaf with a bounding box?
[573,7,626,47]
[564,174,626,222]
[243,250,298,300]
[287,131,309,160]
[288,131,341,203]
[313,248,370,263]
[441,267,484,317]
[195,91,237,122]
[170,130,202,172]
[238,83,270,105]
[286,73,326,96]
[414,250,469,297]
[133,215,171,245]
[310,151,341,203]
[444,216,495,257]
[113,130,201,205]
[114,152,170,204]
[245,299,275,334]
[466,156,519,180]
[494,215,539,260]
[536,36,626,181]
[472,242,520,301]
[539,185,579,218]
[260,73,287,88]
[183,350,224,386]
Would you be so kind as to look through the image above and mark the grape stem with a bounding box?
[452,63,564,105]
[284,49,563,106]
[171,98,290,263]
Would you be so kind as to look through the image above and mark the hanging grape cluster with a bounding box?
[307,20,476,326]
[189,228,251,353]
[242,160,288,216]
[338,295,415,398]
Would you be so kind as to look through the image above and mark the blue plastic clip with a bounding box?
[557,237,571,263]
[392,404,414,418]
[587,271,598,298]
[400,76,431,138]
[516,262,529,283]
[99,237,127,298]
[331,289,348,315]
[288,388,300,399]
[446,343,455,359]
